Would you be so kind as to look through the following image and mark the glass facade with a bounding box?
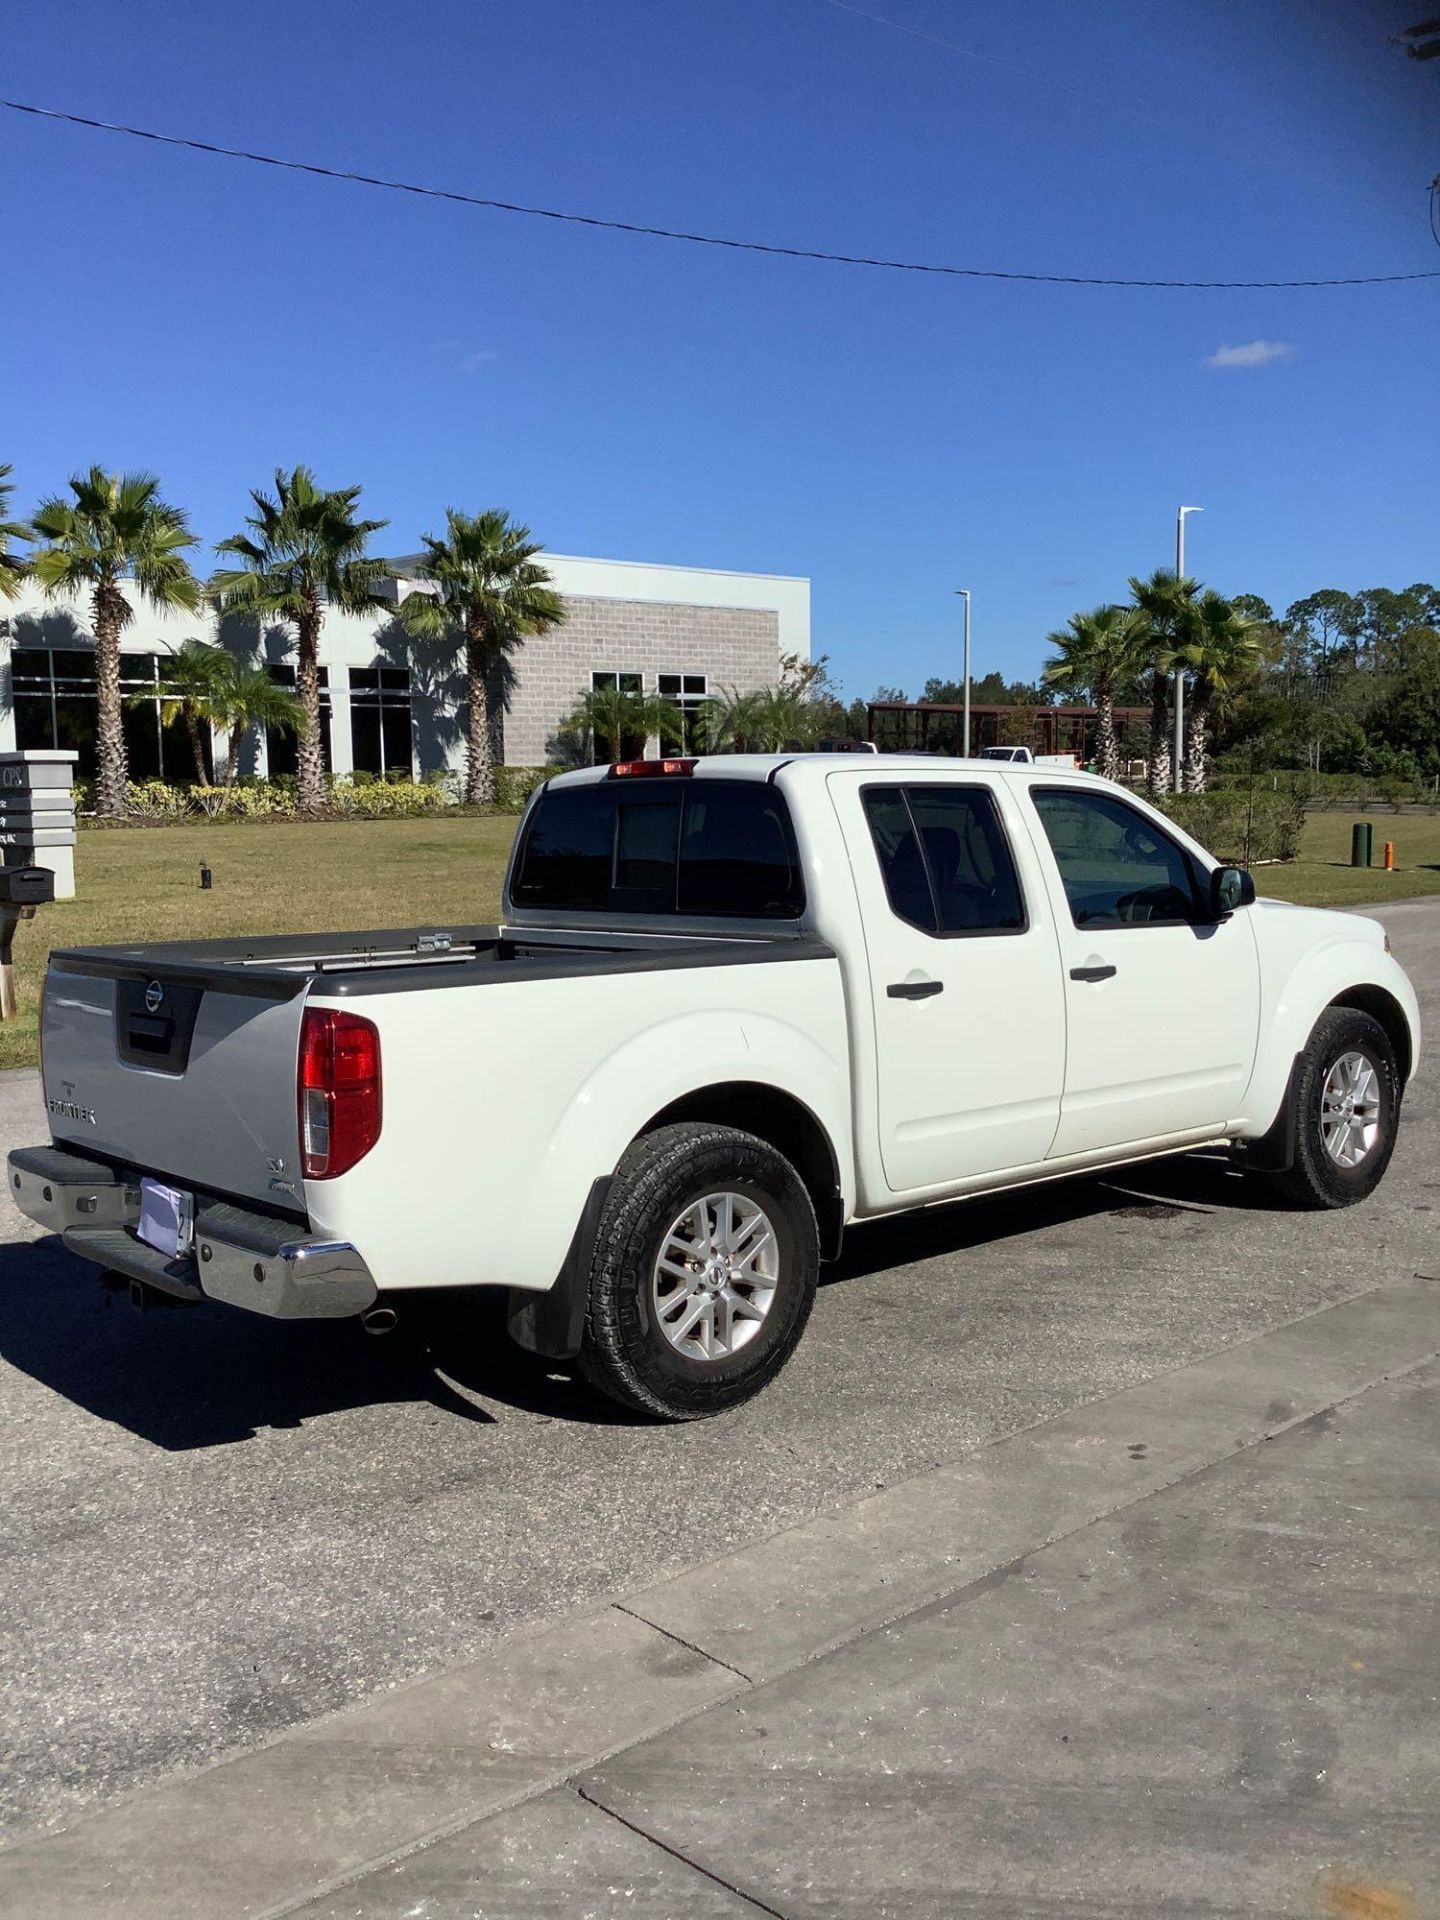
[10,646,203,782]
[658,673,708,752]
[349,666,414,776]
[263,665,332,777]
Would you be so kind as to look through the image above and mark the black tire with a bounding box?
[578,1121,819,1421]
[1260,1007,1401,1210]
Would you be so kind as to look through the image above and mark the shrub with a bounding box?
[123,779,192,821]
[327,775,452,819]
[190,783,296,819]
[1159,790,1306,865]
[492,765,558,813]
[70,766,549,824]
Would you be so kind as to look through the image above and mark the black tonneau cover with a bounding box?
[48,923,836,1001]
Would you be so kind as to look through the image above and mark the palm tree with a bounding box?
[1177,592,1265,792]
[564,684,683,764]
[1128,568,1201,800]
[702,685,819,752]
[397,509,566,805]
[138,643,305,785]
[30,468,201,817]
[147,638,226,783]
[1042,605,1145,782]
[0,464,31,601]
[212,469,388,815]
[210,656,305,786]
[701,686,765,752]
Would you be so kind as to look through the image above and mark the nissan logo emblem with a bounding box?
[144,980,165,1015]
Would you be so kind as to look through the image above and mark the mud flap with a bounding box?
[506,1176,613,1360]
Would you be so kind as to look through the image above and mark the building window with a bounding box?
[658,673,708,752]
[591,670,642,694]
[264,665,331,778]
[350,666,414,777]
[9,645,204,783]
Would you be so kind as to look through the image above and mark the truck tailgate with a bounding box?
[42,953,309,1214]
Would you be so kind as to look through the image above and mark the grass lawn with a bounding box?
[1,808,1436,1072]
[0,817,520,1072]
[1254,810,1440,911]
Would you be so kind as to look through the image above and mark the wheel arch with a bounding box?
[1325,984,1413,1086]
[641,1081,846,1262]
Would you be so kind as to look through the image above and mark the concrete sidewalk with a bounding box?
[2,1277,1436,1919]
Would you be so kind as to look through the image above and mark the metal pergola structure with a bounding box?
[865,702,1150,760]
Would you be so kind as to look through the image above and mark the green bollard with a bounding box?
[1351,821,1373,868]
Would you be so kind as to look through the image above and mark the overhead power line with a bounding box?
[3,96,1439,291]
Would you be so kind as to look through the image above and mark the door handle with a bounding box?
[887,979,944,1000]
[1069,964,1117,982]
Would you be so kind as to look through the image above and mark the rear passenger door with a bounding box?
[833,775,1067,1195]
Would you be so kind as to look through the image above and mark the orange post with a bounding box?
[1384,840,1395,872]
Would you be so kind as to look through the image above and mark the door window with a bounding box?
[1031,788,1204,928]
[862,785,1026,936]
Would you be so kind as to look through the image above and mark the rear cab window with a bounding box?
[512,777,805,919]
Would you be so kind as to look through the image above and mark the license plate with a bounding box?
[137,1178,195,1260]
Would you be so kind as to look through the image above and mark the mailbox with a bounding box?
[0,865,56,907]
[0,750,79,900]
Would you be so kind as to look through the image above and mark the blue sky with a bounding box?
[4,0,1437,705]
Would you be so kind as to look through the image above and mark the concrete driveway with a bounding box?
[0,896,1435,1845]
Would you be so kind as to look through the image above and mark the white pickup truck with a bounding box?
[9,755,1421,1420]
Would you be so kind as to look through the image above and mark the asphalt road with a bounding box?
[1,896,1436,1843]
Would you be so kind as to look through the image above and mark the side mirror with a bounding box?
[1210,865,1255,917]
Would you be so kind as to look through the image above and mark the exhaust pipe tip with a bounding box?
[360,1304,398,1337]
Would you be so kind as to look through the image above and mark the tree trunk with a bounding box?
[1146,668,1171,801]
[184,707,208,786]
[1185,694,1209,794]
[226,725,244,787]
[92,578,128,818]
[464,614,492,806]
[296,595,325,816]
[1095,680,1120,783]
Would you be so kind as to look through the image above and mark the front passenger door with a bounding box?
[1028,786,1260,1157]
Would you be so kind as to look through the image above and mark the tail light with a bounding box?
[608,758,697,778]
[299,1008,382,1179]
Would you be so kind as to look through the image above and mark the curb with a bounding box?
[1,1278,1437,1919]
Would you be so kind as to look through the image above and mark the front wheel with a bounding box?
[1258,1007,1401,1210]
[579,1122,819,1420]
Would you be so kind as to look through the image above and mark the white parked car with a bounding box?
[979,746,1079,768]
[10,755,1421,1420]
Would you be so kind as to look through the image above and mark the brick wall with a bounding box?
[501,596,781,765]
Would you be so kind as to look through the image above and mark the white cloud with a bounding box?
[460,348,499,373]
[1204,339,1293,370]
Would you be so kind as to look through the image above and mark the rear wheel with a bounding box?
[579,1122,819,1420]
[1259,1007,1401,1210]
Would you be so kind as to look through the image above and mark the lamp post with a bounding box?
[955,589,972,757]
[1174,506,1203,791]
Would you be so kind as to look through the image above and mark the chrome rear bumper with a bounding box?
[8,1145,378,1320]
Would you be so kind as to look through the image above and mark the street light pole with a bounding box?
[1174,506,1203,792]
[956,589,972,757]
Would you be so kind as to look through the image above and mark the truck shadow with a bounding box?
[0,1234,514,1449]
[824,1146,1270,1285]
[0,1148,1270,1447]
